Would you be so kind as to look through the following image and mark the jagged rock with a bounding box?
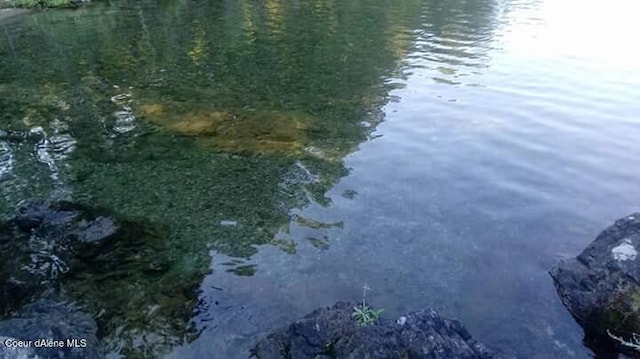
[251,302,496,359]
[0,299,101,359]
[550,213,640,354]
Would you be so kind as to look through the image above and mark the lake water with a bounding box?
[1,0,640,358]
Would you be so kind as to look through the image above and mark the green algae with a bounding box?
[307,236,330,250]
[269,237,297,255]
[294,215,343,230]
[134,99,313,155]
[602,285,640,336]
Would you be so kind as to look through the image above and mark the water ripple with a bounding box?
[0,141,14,180]
[110,91,137,135]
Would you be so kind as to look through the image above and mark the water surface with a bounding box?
[1,0,640,358]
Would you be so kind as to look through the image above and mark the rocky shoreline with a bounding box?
[0,200,498,358]
[2,198,639,358]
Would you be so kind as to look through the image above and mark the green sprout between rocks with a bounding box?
[352,284,383,327]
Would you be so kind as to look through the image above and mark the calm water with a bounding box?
[1,0,640,358]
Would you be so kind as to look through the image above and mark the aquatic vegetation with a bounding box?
[341,189,358,199]
[226,264,257,276]
[294,214,343,230]
[307,236,330,250]
[352,284,383,327]
[270,237,297,254]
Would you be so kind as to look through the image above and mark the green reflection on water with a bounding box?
[0,0,425,356]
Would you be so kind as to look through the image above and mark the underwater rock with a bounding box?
[0,201,116,315]
[0,128,45,143]
[134,101,312,155]
[251,301,496,359]
[0,299,101,359]
[0,199,195,358]
[550,213,640,353]
[0,200,170,316]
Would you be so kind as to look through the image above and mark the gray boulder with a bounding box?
[251,301,495,359]
[0,299,101,359]
[550,213,640,352]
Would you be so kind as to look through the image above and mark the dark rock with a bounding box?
[0,299,101,359]
[550,213,640,353]
[0,201,117,315]
[0,128,44,144]
[251,302,496,359]
[0,200,190,358]
[0,200,170,317]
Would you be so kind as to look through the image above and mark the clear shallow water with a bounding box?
[1,0,640,358]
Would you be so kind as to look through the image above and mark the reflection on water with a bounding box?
[1,0,640,358]
[1,0,421,357]
[0,141,13,179]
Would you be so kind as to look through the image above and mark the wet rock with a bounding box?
[0,128,45,143]
[0,201,114,315]
[0,200,170,316]
[0,299,101,359]
[251,302,496,359]
[0,199,195,358]
[550,213,640,352]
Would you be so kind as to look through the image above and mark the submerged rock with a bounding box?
[0,299,101,359]
[134,100,313,155]
[550,213,640,353]
[0,200,120,316]
[0,199,172,316]
[0,128,45,143]
[251,302,495,359]
[0,200,197,358]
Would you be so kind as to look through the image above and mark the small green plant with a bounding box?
[352,284,383,327]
